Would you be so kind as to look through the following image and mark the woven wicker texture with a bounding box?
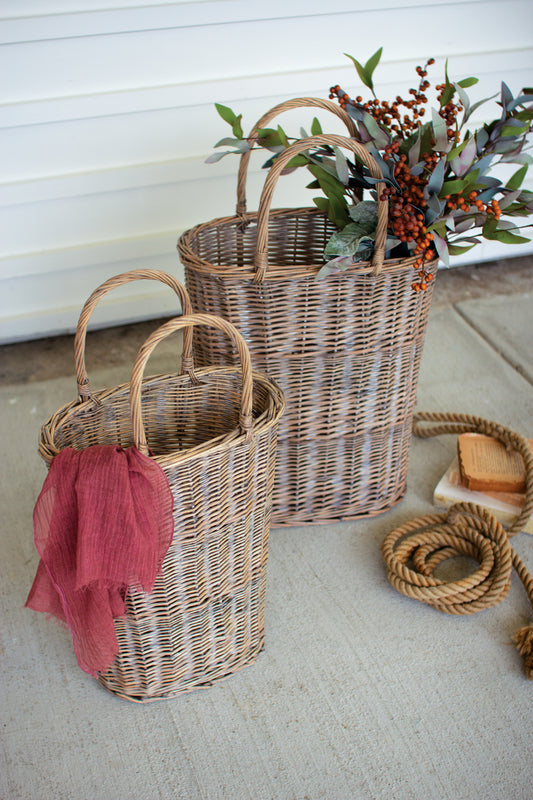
[179,103,436,525]
[38,271,285,702]
[382,412,533,679]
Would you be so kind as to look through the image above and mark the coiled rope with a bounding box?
[381,411,533,679]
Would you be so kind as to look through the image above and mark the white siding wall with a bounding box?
[1,0,532,342]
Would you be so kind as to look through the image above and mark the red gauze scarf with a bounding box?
[26,445,174,675]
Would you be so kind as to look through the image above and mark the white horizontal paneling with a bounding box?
[0,0,492,36]
[1,0,532,342]
[2,2,530,106]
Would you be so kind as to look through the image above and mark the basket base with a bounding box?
[96,637,265,703]
[270,487,406,527]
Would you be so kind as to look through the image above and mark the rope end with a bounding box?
[513,624,533,680]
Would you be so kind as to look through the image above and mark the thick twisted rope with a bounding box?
[381,411,533,679]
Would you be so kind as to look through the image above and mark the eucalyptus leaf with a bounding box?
[214,137,245,149]
[334,147,350,186]
[205,150,232,164]
[431,108,450,152]
[316,255,354,280]
[427,156,446,194]
[499,82,514,112]
[463,93,497,124]
[497,189,521,210]
[449,136,477,177]
[453,82,471,117]
[432,232,449,266]
[453,218,476,234]
[359,112,390,149]
[476,128,489,153]
[507,165,528,191]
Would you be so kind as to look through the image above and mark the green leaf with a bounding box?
[447,139,470,160]
[232,114,243,139]
[448,242,477,255]
[507,164,528,191]
[501,123,530,137]
[483,217,530,243]
[345,47,382,94]
[281,154,310,172]
[215,103,238,125]
[441,177,468,195]
[311,117,323,135]
[256,128,286,152]
[439,60,455,107]
[313,196,330,212]
[492,229,530,244]
[457,77,478,88]
[308,164,350,227]
[308,164,347,200]
[365,47,383,80]
[277,125,290,148]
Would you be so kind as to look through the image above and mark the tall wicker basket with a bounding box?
[38,271,285,702]
[179,102,436,526]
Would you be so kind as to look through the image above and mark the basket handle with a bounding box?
[236,98,358,215]
[130,313,255,454]
[74,269,196,401]
[254,133,387,283]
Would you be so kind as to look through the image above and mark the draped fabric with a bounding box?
[26,445,174,675]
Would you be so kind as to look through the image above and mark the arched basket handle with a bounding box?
[74,269,196,401]
[254,134,387,282]
[236,98,358,215]
[130,313,255,454]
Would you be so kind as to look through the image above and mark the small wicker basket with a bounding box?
[38,271,285,702]
[178,102,436,526]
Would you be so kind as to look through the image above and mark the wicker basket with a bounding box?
[38,271,285,702]
[179,102,437,527]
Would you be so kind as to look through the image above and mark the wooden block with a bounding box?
[456,433,531,493]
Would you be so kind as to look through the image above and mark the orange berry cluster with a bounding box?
[435,84,463,140]
[380,142,437,289]
[329,58,436,139]
[327,57,471,291]
[445,189,501,219]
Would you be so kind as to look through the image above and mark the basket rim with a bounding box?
[178,207,438,280]
[38,366,286,469]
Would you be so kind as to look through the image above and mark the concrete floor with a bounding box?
[1,257,533,800]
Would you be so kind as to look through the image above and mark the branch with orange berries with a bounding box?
[208,49,533,290]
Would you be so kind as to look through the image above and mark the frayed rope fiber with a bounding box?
[381,411,533,680]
